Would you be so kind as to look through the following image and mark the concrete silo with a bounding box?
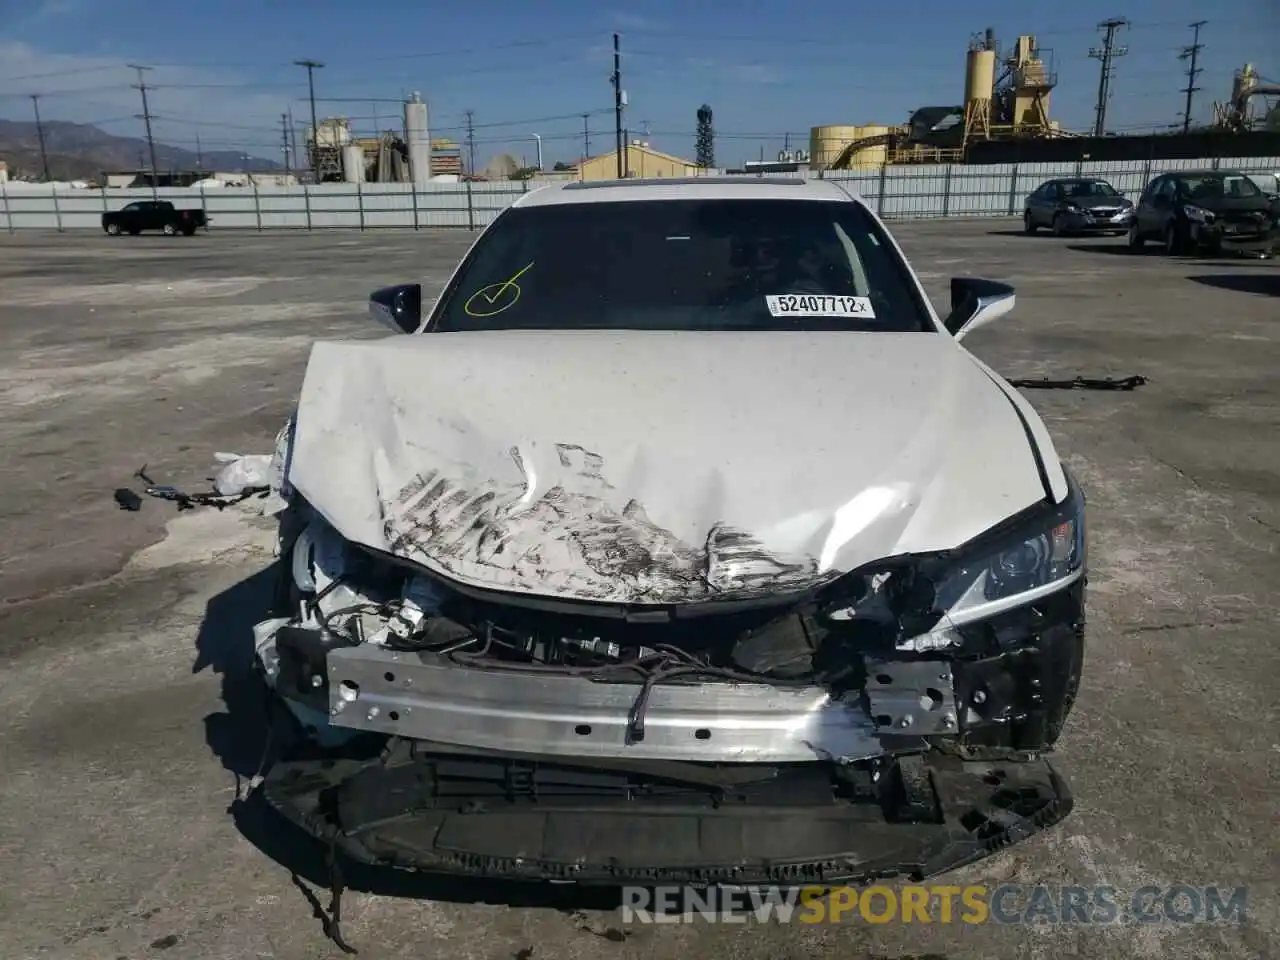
[404,92,431,185]
[963,30,997,141]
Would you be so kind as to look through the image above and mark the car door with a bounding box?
[1151,178,1179,234]
[118,201,143,231]
[142,201,167,231]
[1136,177,1165,234]
[1027,183,1050,225]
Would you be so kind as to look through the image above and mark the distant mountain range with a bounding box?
[0,119,281,181]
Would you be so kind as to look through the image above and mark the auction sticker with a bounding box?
[766,294,876,318]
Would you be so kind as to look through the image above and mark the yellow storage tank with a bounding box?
[810,125,891,170]
[810,125,861,171]
[847,124,889,168]
[965,48,997,105]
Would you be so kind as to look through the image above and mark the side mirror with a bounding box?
[944,277,1015,341]
[369,283,422,334]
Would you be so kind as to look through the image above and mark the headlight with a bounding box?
[1063,204,1082,215]
[1183,205,1215,223]
[928,476,1085,626]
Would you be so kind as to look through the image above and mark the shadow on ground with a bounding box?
[194,568,629,925]
[1187,274,1280,297]
[1064,243,1145,256]
[986,229,1052,238]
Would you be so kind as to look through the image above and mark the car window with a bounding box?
[430,198,935,333]
[1064,180,1117,198]
[1156,179,1177,200]
[1180,173,1263,200]
[122,202,142,212]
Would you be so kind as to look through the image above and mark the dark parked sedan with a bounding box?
[1129,170,1278,257]
[1023,178,1134,236]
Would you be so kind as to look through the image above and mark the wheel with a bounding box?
[162,223,177,236]
[182,225,196,236]
[104,222,121,236]
[1023,210,1037,234]
[1127,224,1145,250]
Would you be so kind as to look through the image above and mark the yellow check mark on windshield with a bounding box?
[482,261,534,303]
[464,261,535,317]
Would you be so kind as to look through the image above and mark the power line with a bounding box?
[1088,18,1130,136]
[127,64,159,192]
[1178,21,1207,133]
[28,94,51,181]
[294,58,324,182]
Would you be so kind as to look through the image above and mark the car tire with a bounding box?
[1127,224,1144,250]
[1023,210,1037,234]
[104,223,121,236]
[162,223,178,236]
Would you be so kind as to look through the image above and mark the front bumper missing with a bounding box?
[1192,222,1278,253]
[319,644,963,763]
[262,747,1073,884]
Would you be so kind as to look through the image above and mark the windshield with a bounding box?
[1063,180,1118,198]
[1180,174,1263,200]
[430,198,934,333]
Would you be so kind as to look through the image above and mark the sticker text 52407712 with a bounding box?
[765,295,876,319]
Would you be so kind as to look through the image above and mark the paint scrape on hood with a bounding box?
[287,330,1050,604]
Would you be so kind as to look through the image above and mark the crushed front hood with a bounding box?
[287,330,1049,604]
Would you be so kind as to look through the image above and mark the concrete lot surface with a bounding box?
[0,224,1277,960]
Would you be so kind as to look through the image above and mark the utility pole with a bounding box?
[1088,19,1129,137]
[288,108,299,181]
[464,110,476,176]
[294,59,324,182]
[128,64,159,192]
[1178,21,1207,134]
[195,133,203,169]
[280,113,292,173]
[611,33,624,178]
[29,94,50,181]
[582,112,590,159]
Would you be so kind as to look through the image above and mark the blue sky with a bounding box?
[1,0,1275,168]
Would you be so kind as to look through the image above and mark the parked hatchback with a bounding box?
[1129,170,1278,257]
[1023,178,1134,236]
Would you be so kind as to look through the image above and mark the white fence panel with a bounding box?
[4,155,1278,233]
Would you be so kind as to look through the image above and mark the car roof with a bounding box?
[1164,169,1245,177]
[510,176,860,208]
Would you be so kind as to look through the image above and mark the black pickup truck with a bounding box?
[102,200,208,236]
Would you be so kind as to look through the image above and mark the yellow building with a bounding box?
[575,143,701,181]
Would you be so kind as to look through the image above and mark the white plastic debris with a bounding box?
[212,452,274,496]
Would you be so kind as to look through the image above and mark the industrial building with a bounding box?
[304,93,458,184]
[574,142,700,181]
[809,29,1062,173]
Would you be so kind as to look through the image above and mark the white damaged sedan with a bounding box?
[256,176,1087,887]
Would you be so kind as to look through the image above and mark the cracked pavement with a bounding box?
[0,223,1277,959]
